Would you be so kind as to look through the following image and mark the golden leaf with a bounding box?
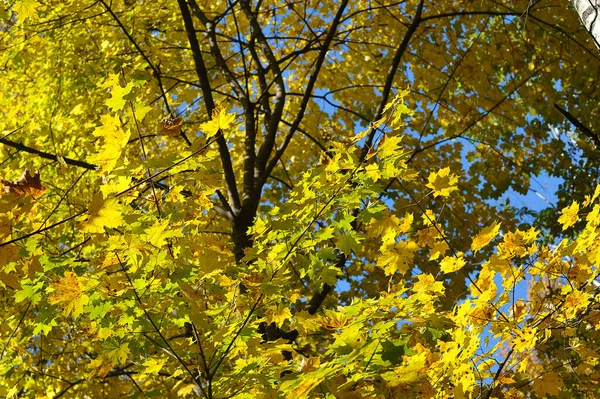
[48,271,89,317]
[558,201,579,231]
[440,253,466,274]
[78,193,125,233]
[471,221,501,252]
[199,106,236,138]
[426,167,459,198]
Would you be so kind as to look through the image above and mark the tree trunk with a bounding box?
[572,0,600,50]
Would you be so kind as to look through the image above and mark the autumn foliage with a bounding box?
[1,0,600,398]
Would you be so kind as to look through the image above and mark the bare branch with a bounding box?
[177,0,242,215]
[259,0,351,188]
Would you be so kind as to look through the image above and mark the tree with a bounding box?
[0,0,600,397]
[572,0,600,50]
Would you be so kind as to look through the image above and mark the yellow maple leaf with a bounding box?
[377,239,419,275]
[586,203,600,229]
[14,0,40,21]
[426,167,459,198]
[78,193,125,233]
[352,128,369,144]
[498,227,539,258]
[294,311,321,334]
[142,358,168,375]
[366,211,400,238]
[558,201,579,230]
[591,184,600,204]
[471,221,501,252]
[87,113,131,173]
[267,306,292,326]
[88,355,115,379]
[100,175,132,198]
[513,326,537,352]
[5,386,19,398]
[532,371,563,397]
[107,342,130,364]
[382,350,427,386]
[100,73,121,89]
[453,362,476,394]
[429,240,448,260]
[134,103,153,121]
[200,105,236,138]
[412,273,445,302]
[377,135,403,159]
[421,209,436,226]
[105,81,135,112]
[281,361,342,398]
[48,271,89,317]
[145,218,170,248]
[440,253,466,274]
[563,288,590,319]
[584,184,600,207]
[177,384,197,397]
[398,212,413,234]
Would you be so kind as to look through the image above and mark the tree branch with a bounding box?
[259,0,351,188]
[554,103,600,149]
[305,0,424,316]
[98,0,180,125]
[238,0,287,194]
[359,0,424,161]
[0,135,96,170]
[177,0,242,215]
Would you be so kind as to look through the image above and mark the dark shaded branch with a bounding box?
[0,135,96,170]
[98,0,177,119]
[177,0,241,215]
[306,0,425,316]
[239,0,287,194]
[188,1,249,103]
[484,349,514,399]
[259,0,351,188]
[359,0,424,161]
[306,277,334,315]
[53,379,83,399]
[268,173,293,190]
[554,103,600,149]
[420,9,521,23]
[116,253,208,398]
[224,1,259,206]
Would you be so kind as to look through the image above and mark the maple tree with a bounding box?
[1,0,600,398]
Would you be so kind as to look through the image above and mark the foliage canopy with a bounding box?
[1,0,600,398]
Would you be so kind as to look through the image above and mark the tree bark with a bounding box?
[572,0,600,50]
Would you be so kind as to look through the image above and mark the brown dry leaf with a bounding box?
[160,116,183,136]
[0,244,19,264]
[26,256,43,279]
[0,271,21,290]
[1,169,46,199]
